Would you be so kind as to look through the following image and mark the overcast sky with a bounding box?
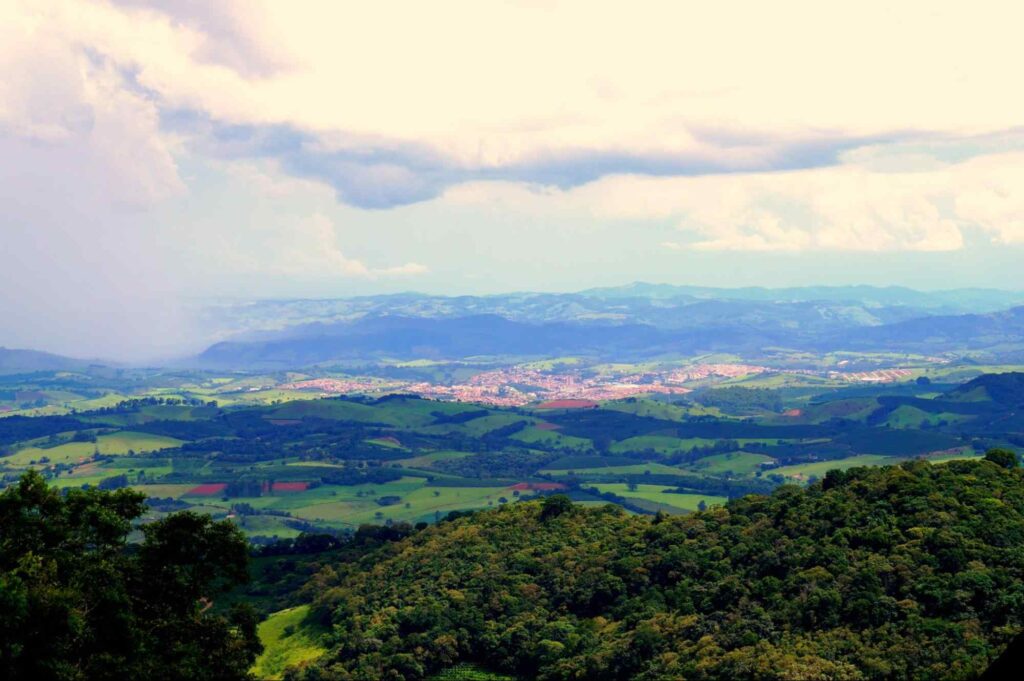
[3,0,1024,358]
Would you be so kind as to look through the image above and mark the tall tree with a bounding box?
[0,471,260,680]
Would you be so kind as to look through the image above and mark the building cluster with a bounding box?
[275,362,918,407]
[831,369,913,383]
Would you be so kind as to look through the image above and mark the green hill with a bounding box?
[287,458,1024,680]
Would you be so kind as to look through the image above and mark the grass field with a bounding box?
[609,435,708,455]
[394,450,475,468]
[251,605,326,679]
[131,483,196,498]
[927,450,983,464]
[177,477,526,530]
[510,427,591,449]
[429,412,531,437]
[288,483,519,526]
[270,397,475,428]
[540,462,687,477]
[5,431,183,466]
[603,399,722,420]
[771,454,898,480]
[686,451,775,475]
[882,405,972,429]
[589,483,726,513]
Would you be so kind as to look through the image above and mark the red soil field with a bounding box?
[536,399,599,409]
[373,436,402,446]
[271,481,310,493]
[783,409,803,417]
[534,422,561,431]
[510,482,567,491]
[188,483,227,496]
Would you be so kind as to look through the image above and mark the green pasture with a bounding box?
[540,462,686,477]
[771,454,898,480]
[589,483,725,513]
[6,431,183,466]
[686,451,775,475]
[510,427,591,449]
[252,605,327,679]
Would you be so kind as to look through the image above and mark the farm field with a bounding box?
[540,462,686,476]
[589,483,726,513]
[771,454,900,481]
[4,431,183,466]
[510,426,591,449]
[2,368,1021,541]
[609,435,713,455]
[684,451,776,475]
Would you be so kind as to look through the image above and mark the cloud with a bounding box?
[441,149,1024,254]
[110,0,295,77]
[14,0,1024,208]
[267,213,428,279]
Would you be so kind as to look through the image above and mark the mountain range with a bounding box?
[193,285,1024,369]
[5,284,1024,372]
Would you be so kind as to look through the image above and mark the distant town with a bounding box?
[277,362,919,407]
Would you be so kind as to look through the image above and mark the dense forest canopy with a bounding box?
[0,472,261,680]
[287,456,1024,681]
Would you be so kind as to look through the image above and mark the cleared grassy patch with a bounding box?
[430,664,516,680]
[252,605,326,679]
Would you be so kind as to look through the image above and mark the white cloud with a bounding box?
[953,153,1024,245]
[439,149,1024,254]
[0,8,183,205]
[182,207,427,281]
[13,0,1024,173]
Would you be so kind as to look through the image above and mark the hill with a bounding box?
[279,458,1024,680]
[946,372,1024,407]
[191,299,1024,369]
[0,347,88,374]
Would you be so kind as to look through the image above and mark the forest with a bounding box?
[283,454,1024,680]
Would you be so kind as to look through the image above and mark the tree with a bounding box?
[540,494,573,520]
[984,447,1019,469]
[0,471,260,680]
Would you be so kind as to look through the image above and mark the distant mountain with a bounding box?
[582,282,1024,312]
[194,307,1024,370]
[197,315,672,368]
[840,306,1024,353]
[0,347,87,374]
[183,285,1024,369]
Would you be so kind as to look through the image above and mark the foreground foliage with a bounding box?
[294,458,1024,680]
[0,471,261,680]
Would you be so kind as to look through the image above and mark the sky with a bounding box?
[2,0,1024,359]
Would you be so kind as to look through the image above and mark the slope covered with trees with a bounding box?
[292,456,1024,680]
